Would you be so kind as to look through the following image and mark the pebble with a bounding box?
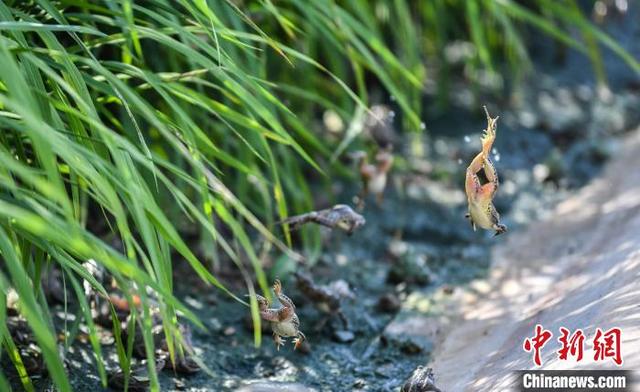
[376,293,402,313]
[332,330,355,343]
[353,378,367,389]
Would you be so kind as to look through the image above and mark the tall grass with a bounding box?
[0,1,637,391]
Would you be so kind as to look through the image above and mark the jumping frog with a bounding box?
[465,106,507,236]
[352,146,394,206]
[255,279,306,351]
[280,204,365,235]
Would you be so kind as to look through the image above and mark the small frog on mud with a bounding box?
[255,279,306,351]
[294,271,353,330]
[352,146,394,207]
[401,366,442,392]
[279,204,365,235]
[465,106,507,236]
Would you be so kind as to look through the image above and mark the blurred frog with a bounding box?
[279,204,365,235]
[465,106,507,236]
[352,145,394,207]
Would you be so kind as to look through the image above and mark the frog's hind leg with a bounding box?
[465,152,484,200]
[293,331,306,350]
[481,157,499,199]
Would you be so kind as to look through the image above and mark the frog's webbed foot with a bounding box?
[273,279,282,296]
[273,333,285,351]
[493,223,507,237]
[293,331,306,350]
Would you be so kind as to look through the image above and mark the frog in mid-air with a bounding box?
[352,146,394,207]
[255,279,306,350]
[465,106,507,236]
[279,204,365,235]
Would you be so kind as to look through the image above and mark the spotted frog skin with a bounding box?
[280,204,365,235]
[255,279,306,350]
[465,107,507,236]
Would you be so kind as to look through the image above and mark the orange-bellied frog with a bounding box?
[465,106,507,236]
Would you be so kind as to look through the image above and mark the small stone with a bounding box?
[533,164,550,183]
[335,254,348,266]
[323,110,344,134]
[399,339,423,355]
[353,378,367,389]
[174,378,186,390]
[442,285,455,295]
[388,239,409,258]
[332,330,355,343]
[223,326,236,336]
[209,317,222,332]
[376,293,401,313]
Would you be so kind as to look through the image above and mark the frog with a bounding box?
[352,145,394,207]
[255,279,306,351]
[279,204,365,235]
[465,106,507,236]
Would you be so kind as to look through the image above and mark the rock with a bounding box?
[332,329,355,343]
[399,339,423,355]
[401,366,442,392]
[376,293,402,313]
[441,285,454,295]
[173,378,186,390]
[387,251,434,286]
[108,359,164,392]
